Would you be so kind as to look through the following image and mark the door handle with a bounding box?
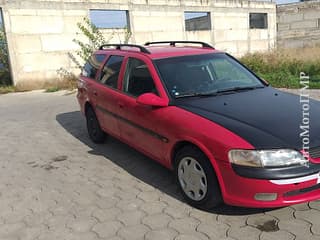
[118,102,124,109]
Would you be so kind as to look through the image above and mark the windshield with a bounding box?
[155,53,265,98]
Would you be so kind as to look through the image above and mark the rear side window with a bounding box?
[82,54,106,79]
[100,55,124,88]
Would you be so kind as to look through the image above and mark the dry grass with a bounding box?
[1,67,79,93]
[240,46,320,88]
[13,74,78,93]
[0,76,78,94]
[279,45,320,62]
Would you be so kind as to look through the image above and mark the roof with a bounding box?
[95,42,221,59]
[145,46,220,59]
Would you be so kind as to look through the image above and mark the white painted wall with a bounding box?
[0,0,276,86]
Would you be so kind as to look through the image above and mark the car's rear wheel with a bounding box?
[86,107,106,143]
[175,146,222,209]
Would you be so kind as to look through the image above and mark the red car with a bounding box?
[77,41,320,209]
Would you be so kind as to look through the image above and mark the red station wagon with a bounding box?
[77,41,320,209]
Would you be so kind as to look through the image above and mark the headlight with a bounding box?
[228,149,308,167]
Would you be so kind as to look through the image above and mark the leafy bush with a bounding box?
[240,47,320,89]
[54,17,106,84]
[72,17,108,67]
[54,17,132,92]
[72,17,131,66]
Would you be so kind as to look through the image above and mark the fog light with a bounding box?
[254,193,278,201]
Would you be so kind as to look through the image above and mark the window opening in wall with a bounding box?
[90,10,129,29]
[249,13,268,29]
[184,12,211,31]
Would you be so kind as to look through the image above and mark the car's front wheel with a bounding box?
[86,107,106,143]
[175,146,222,209]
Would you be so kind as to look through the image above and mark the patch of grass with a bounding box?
[0,85,15,94]
[240,46,320,89]
[45,86,60,92]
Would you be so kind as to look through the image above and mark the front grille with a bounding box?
[309,146,320,159]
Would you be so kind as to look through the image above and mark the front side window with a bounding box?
[123,58,157,97]
[100,55,124,88]
[82,54,106,79]
[155,53,264,98]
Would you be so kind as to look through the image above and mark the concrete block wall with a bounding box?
[1,3,87,86]
[277,1,320,49]
[0,0,276,86]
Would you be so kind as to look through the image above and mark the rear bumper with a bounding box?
[218,161,320,208]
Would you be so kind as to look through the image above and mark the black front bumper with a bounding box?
[232,162,320,180]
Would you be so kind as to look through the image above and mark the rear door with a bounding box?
[117,56,169,161]
[78,53,107,112]
[94,55,125,137]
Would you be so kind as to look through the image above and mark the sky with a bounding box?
[90,10,127,29]
[184,12,208,20]
[276,0,299,4]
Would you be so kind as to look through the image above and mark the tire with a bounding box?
[86,106,106,143]
[174,146,222,209]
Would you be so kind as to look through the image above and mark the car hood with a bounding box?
[175,87,320,149]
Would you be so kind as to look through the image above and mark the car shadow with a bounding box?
[56,111,278,216]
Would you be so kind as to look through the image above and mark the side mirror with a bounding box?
[136,93,168,107]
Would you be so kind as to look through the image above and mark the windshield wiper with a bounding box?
[216,85,264,94]
[175,91,219,99]
[175,86,264,99]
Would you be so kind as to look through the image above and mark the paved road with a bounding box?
[0,90,320,240]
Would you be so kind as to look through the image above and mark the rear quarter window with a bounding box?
[82,54,106,79]
[99,55,124,89]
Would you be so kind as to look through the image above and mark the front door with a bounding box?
[117,57,167,161]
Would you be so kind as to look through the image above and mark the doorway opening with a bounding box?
[0,8,12,86]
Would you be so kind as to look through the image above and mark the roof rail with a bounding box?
[144,41,214,49]
[99,44,151,54]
